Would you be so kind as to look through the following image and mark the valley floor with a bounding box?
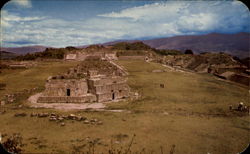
[0,60,249,153]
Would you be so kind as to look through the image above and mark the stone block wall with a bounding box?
[88,76,126,86]
[37,95,96,103]
[105,53,118,60]
[96,89,129,102]
[65,54,77,60]
[97,93,113,102]
[94,83,128,94]
[44,79,88,97]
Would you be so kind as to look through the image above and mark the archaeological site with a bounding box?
[1,1,250,153]
[38,57,130,103]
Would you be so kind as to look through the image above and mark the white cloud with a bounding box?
[4,14,45,22]
[1,1,250,47]
[98,2,187,21]
[176,13,215,32]
[98,1,249,35]
[1,10,46,29]
[11,0,32,8]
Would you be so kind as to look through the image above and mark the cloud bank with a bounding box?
[10,0,32,8]
[1,1,249,47]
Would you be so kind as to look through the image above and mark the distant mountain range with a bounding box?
[143,32,250,58]
[104,32,250,58]
[0,45,48,55]
[1,33,249,58]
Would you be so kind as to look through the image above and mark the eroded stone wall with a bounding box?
[87,76,130,102]
[44,79,88,97]
[37,95,96,103]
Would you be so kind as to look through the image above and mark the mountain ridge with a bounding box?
[0,45,49,55]
[1,32,249,58]
[106,32,250,58]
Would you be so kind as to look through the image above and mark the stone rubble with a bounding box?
[13,112,104,126]
[1,87,40,105]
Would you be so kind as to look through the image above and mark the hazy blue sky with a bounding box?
[1,0,249,47]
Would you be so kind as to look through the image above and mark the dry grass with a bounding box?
[0,60,249,153]
[0,61,79,98]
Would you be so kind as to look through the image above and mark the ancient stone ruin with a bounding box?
[37,59,130,103]
[64,51,118,61]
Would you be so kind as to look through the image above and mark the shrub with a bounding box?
[0,83,6,90]
[15,48,71,60]
[2,134,23,154]
[184,49,194,55]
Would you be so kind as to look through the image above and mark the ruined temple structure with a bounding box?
[37,59,130,103]
[64,51,118,61]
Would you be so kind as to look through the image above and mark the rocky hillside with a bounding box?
[160,53,249,86]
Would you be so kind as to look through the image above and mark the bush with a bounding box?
[0,83,6,90]
[65,46,77,50]
[2,134,23,154]
[15,48,71,60]
[184,49,194,55]
[200,52,209,55]
[240,57,250,68]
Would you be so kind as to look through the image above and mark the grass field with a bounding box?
[0,61,80,98]
[0,60,249,153]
